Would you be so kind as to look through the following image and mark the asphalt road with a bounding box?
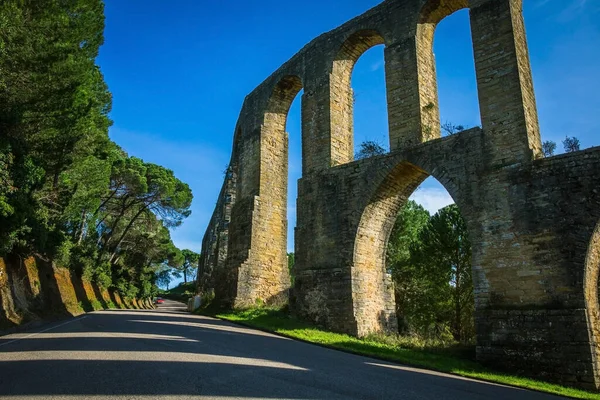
[0,299,565,400]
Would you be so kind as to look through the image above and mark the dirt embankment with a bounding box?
[0,255,154,330]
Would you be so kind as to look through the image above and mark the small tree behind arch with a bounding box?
[563,136,581,153]
[542,140,557,157]
[355,140,386,160]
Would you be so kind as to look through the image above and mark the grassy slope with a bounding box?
[166,282,196,295]
[202,308,598,400]
[161,282,196,302]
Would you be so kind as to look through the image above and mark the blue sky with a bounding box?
[98,0,600,257]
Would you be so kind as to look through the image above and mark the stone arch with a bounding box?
[419,0,469,25]
[415,0,469,140]
[261,75,303,199]
[201,0,600,388]
[584,220,600,375]
[330,30,386,166]
[352,158,476,336]
[261,74,303,220]
[265,75,303,127]
[262,75,303,187]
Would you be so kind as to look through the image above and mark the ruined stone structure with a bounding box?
[197,0,600,390]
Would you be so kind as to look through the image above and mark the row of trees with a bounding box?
[542,137,580,156]
[0,0,197,299]
[356,126,581,160]
[156,250,200,290]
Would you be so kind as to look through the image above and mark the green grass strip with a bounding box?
[203,307,598,400]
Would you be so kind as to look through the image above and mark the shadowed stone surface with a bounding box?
[197,0,600,390]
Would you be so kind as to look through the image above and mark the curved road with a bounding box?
[0,299,564,399]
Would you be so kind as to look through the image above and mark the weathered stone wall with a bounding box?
[295,129,481,336]
[478,309,597,388]
[197,164,237,306]
[196,0,600,389]
[294,128,600,387]
[0,256,151,330]
[198,0,541,305]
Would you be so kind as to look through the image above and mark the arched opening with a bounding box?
[584,221,600,369]
[353,163,427,336]
[353,161,476,344]
[352,45,388,157]
[433,9,481,132]
[286,90,303,286]
[265,75,303,129]
[259,75,303,302]
[416,0,479,138]
[330,30,385,165]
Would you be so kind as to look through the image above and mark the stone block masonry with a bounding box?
[196,0,600,390]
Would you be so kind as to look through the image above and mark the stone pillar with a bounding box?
[221,129,260,307]
[469,0,542,166]
[385,34,441,151]
[226,75,302,308]
[232,121,291,308]
[301,79,337,175]
[294,173,358,334]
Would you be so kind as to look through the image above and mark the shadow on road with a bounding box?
[0,300,565,399]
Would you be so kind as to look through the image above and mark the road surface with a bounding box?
[0,299,564,399]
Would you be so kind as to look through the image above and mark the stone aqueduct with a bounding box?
[197,0,600,389]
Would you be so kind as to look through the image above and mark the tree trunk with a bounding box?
[75,208,87,244]
[454,264,462,343]
[108,205,147,264]
[455,291,461,343]
[91,189,119,221]
[98,196,135,250]
[52,169,60,189]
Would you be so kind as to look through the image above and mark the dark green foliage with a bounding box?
[163,281,197,302]
[562,136,580,153]
[386,201,432,334]
[0,0,192,300]
[387,202,474,343]
[0,0,111,256]
[441,122,466,136]
[155,268,173,290]
[176,249,200,284]
[355,140,386,160]
[542,140,557,157]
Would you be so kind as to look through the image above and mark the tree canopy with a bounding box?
[173,249,200,284]
[0,0,193,300]
[562,136,581,153]
[355,140,386,160]
[541,137,582,158]
[387,201,474,343]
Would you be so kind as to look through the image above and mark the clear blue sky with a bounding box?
[98,0,600,258]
